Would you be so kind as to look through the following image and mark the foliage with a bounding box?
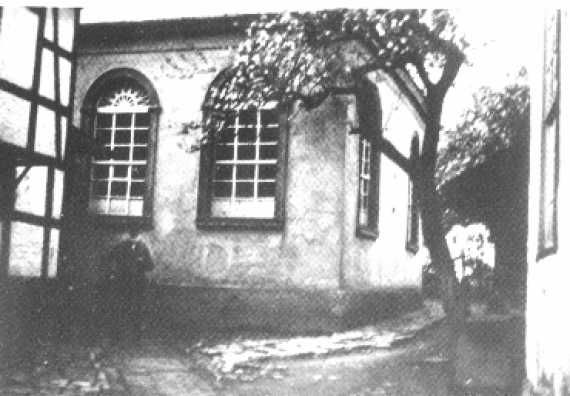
[436,69,530,187]
[424,222,495,299]
[203,9,468,114]
[205,8,472,320]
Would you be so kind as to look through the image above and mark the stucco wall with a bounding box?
[65,28,425,304]
[68,38,350,290]
[342,73,425,291]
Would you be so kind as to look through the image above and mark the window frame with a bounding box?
[355,78,382,240]
[406,133,420,253]
[537,10,561,260]
[80,68,160,229]
[196,106,289,231]
[356,134,380,239]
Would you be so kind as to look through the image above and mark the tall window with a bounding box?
[358,138,372,227]
[197,107,288,230]
[355,79,381,239]
[82,70,159,226]
[538,10,561,259]
[406,134,420,252]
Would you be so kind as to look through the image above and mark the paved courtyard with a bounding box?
[0,301,524,395]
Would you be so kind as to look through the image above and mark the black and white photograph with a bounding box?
[0,4,564,395]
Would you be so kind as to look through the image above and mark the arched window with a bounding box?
[81,69,159,226]
[197,70,288,231]
[356,79,382,239]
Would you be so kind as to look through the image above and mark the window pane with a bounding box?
[110,181,127,197]
[239,110,257,126]
[129,199,144,216]
[113,165,129,178]
[213,182,232,198]
[235,182,254,198]
[96,129,112,144]
[135,113,150,127]
[214,165,233,181]
[218,128,235,144]
[258,182,276,198]
[134,130,149,144]
[115,113,132,128]
[261,110,279,125]
[95,146,112,161]
[216,145,234,161]
[260,128,279,142]
[113,147,130,161]
[237,145,255,160]
[359,209,369,227]
[238,127,256,143]
[258,164,277,179]
[96,114,113,128]
[92,180,108,196]
[132,165,146,179]
[361,180,369,195]
[259,145,278,160]
[131,182,145,197]
[133,147,147,161]
[114,130,131,144]
[236,165,255,180]
[223,113,236,128]
[109,198,127,215]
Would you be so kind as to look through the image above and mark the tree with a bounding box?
[437,69,530,187]
[202,9,469,333]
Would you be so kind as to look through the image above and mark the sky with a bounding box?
[78,4,535,128]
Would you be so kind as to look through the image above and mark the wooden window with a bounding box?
[81,69,159,227]
[406,134,420,253]
[538,10,561,259]
[356,135,380,239]
[197,107,288,230]
[355,79,381,240]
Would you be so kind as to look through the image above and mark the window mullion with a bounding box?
[125,113,134,215]
[106,159,113,214]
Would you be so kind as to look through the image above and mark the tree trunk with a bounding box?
[415,88,468,366]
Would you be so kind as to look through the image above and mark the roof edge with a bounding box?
[78,14,267,46]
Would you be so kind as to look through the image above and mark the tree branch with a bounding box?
[378,137,411,174]
[411,58,433,91]
[436,48,465,95]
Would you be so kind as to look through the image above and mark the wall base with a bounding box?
[144,284,423,336]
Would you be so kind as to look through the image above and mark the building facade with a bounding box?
[63,16,427,334]
[525,9,570,396]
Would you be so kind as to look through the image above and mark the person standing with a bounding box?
[102,228,154,346]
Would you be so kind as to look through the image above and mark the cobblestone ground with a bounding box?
[4,301,522,396]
